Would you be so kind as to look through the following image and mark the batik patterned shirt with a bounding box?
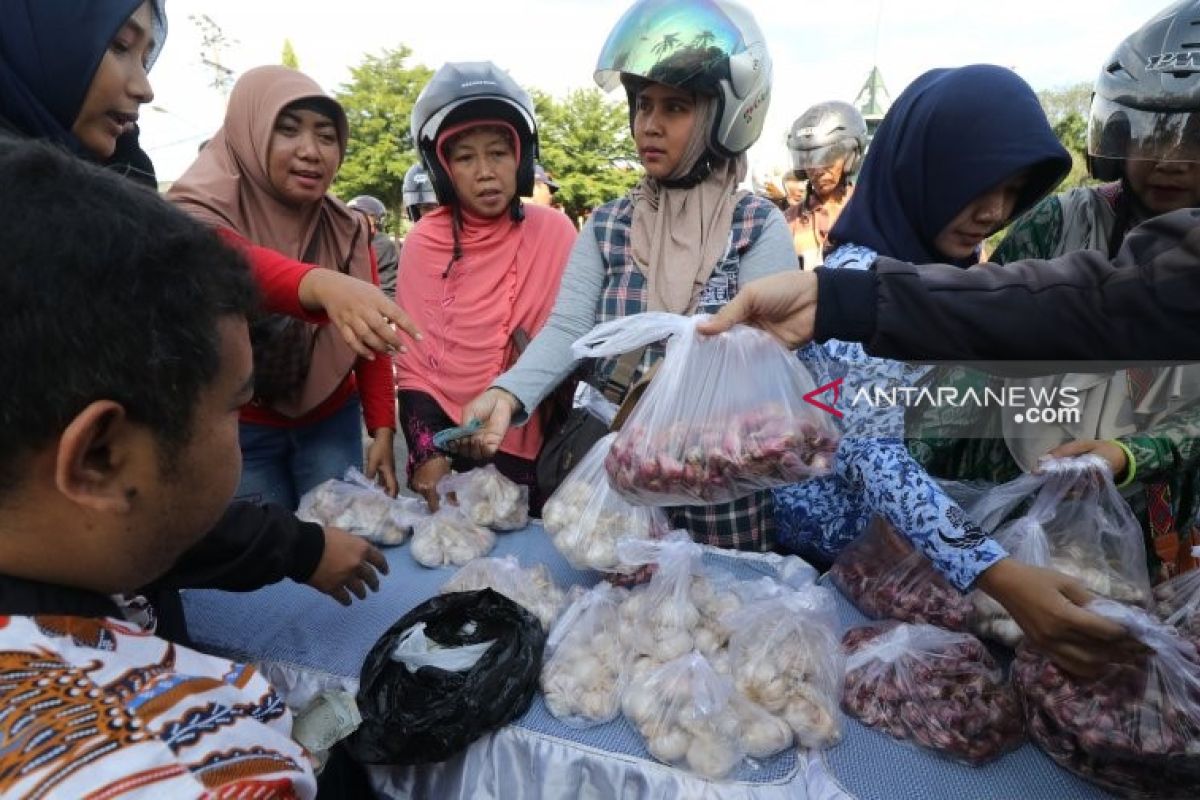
[0,613,316,799]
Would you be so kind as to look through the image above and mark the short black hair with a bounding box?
[0,138,258,493]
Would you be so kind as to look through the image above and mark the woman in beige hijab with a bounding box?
[170,66,398,508]
[460,0,796,551]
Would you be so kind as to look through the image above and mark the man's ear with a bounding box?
[54,400,139,513]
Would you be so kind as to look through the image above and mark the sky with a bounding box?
[141,0,1160,182]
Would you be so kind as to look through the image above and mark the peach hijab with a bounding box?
[170,66,371,417]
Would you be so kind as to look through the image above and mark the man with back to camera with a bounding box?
[0,138,320,796]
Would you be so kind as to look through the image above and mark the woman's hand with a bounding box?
[695,270,818,349]
[1046,439,1128,482]
[411,455,452,511]
[976,558,1147,678]
[457,388,520,461]
[307,527,389,606]
[298,269,422,359]
[364,428,398,497]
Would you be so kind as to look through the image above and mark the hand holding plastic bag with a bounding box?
[1014,598,1200,798]
[970,455,1151,606]
[437,465,529,531]
[842,622,1024,764]
[542,434,668,572]
[572,313,839,506]
[298,467,427,546]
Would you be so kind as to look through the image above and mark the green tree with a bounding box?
[533,88,641,220]
[332,47,434,223]
[1037,81,1093,189]
[281,38,299,69]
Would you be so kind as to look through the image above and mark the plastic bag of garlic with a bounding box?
[621,652,792,780]
[724,588,843,748]
[410,506,496,567]
[440,555,567,632]
[968,454,1152,645]
[436,465,529,531]
[297,467,426,546]
[540,582,629,727]
[542,433,669,573]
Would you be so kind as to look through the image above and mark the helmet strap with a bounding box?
[660,153,716,189]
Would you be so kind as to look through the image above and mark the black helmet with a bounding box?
[786,100,867,178]
[410,62,538,207]
[402,163,437,221]
[347,194,386,222]
[594,0,773,160]
[1088,0,1200,180]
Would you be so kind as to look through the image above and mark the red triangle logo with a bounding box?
[803,377,844,419]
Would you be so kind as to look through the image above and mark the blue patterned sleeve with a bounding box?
[835,436,1007,591]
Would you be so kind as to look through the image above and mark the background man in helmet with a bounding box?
[527,162,559,207]
[402,162,439,224]
[785,100,867,268]
[348,194,399,297]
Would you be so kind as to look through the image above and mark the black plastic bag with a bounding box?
[346,588,546,765]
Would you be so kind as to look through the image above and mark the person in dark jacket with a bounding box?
[698,207,1200,365]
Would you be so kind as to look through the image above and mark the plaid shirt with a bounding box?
[587,193,778,551]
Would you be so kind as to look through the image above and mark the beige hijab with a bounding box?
[630,94,749,314]
[169,66,369,418]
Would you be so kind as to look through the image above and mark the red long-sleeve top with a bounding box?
[218,228,396,432]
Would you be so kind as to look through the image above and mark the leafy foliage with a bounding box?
[332,47,434,222]
[532,88,642,221]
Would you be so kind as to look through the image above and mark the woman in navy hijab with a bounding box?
[774,66,1142,678]
[829,63,1070,265]
[0,1,165,176]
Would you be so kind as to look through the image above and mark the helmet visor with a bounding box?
[790,140,856,172]
[594,0,748,92]
[1089,96,1200,166]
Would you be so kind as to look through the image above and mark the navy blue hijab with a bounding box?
[0,1,165,153]
[829,64,1071,266]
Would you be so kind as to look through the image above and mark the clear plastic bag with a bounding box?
[541,582,628,727]
[410,506,496,567]
[621,652,749,780]
[970,517,1053,645]
[542,434,669,572]
[725,590,843,748]
[970,455,1151,606]
[572,313,839,506]
[827,517,974,630]
[297,467,427,546]
[842,622,1025,765]
[440,555,566,631]
[437,465,529,531]
[1155,546,1200,636]
[1014,598,1200,798]
[615,536,704,663]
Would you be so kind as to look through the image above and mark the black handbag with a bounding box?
[534,347,646,497]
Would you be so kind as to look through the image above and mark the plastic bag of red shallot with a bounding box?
[1013,598,1200,798]
[1154,546,1200,637]
[968,455,1152,607]
[570,313,840,506]
[827,517,975,631]
[841,622,1025,765]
